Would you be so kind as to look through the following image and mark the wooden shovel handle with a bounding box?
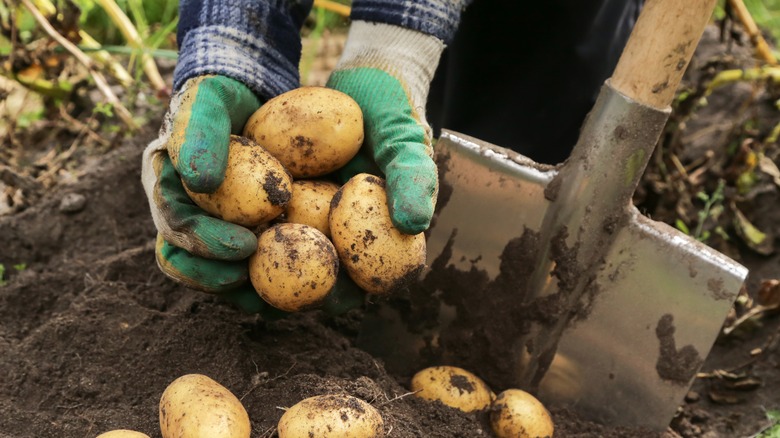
[611,0,718,109]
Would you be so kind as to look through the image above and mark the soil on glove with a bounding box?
[0,26,779,438]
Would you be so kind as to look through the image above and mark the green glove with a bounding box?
[326,21,446,235]
[142,75,264,312]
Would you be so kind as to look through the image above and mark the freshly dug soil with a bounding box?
[0,129,658,437]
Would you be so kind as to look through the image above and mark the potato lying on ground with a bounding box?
[96,431,150,438]
[184,135,292,227]
[411,366,494,413]
[278,394,384,437]
[249,223,339,312]
[243,86,364,178]
[490,389,554,438]
[159,374,250,438]
[282,180,340,237]
[329,173,426,294]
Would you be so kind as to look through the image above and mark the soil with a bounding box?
[1,26,779,438]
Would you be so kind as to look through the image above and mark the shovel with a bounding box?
[357,0,748,430]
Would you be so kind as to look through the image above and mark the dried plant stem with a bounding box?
[29,0,134,87]
[313,0,351,17]
[79,31,135,88]
[728,0,777,65]
[20,0,138,129]
[94,0,169,96]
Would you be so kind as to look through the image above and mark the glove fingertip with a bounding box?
[179,145,228,193]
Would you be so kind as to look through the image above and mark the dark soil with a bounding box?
[0,26,779,438]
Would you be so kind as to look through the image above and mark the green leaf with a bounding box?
[733,207,774,255]
[757,410,780,437]
[13,263,27,271]
[93,102,114,117]
[675,219,690,235]
[0,264,6,287]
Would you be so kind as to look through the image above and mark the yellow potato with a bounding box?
[249,223,339,312]
[490,389,554,438]
[159,374,251,438]
[95,431,150,438]
[185,135,292,227]
[329,173,426,294]
[282,180,340,237]
[410,366,493,413]
[278,394,384,438]
[243,86,364,178]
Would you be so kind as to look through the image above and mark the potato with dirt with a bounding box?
[243,86,364,178]
[411,366,494,413]
[490,389,554,438]
[329,173,426,294]
[249,223,339,312]
[184,135,292,227]
[277,394,384,437]
[281,180,340,237]
[159,374,251,438]
[95,431,150,438]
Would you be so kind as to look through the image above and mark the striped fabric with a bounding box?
[351,0,471,44]
[174,0,470,99]
[174,0,313,99]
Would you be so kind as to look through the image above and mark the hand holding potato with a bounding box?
[326,22,444,235]
[141,75,268,312]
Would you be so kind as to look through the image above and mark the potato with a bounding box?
[282,180,340,237]
[410,366,494,413]
[184,135,292,227]
[243,86,364,178]
[329,173,426,294]
[490,389,554,438]
[249,223,339,312]
[159,374,251,438]
[278,394,384,438]
[95,431,150,438]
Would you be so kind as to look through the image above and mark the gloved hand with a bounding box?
[142,75,367,316]
[326,21,445,235]
[142,75,271,313]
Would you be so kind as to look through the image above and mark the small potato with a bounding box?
[159,374,251,438]
[185,135,292,227]
[283,180,340,237]
[410,366,493,413]
[249,223,339,312]
[491,389,554,438]
[243,86,364,178]
[329,173,426,294]
[96,431,150,438]
[278,394,384,438]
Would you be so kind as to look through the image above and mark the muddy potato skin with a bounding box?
[278,394,384,438]
[249,223,339,312]
[410,366,494,413]
[491,389,554,438]
[185,135,292,227]
[159,374,251,438]
[283,180,340,237]
[95,431,150,438]
[329,174,426,294]
[243,87,364,178]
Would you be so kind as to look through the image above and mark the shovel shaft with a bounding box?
[611,0,718,109]
[518,0,718,388]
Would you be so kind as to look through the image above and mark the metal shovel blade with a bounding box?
[357,87,748,430]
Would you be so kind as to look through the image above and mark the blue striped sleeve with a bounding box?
[350,0,472,44]
[174,0,313,100]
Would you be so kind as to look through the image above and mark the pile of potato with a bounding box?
[97,367,553,437]
[185,86,427,312]
[411,366,555,438]
[96,373,385,438]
